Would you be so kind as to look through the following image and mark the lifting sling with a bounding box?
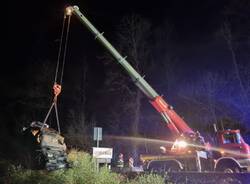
[41,13,72,134]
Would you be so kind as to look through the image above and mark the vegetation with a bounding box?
[127,173,165,184]
[4,150,165,184]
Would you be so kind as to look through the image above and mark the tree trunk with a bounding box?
[131,89,142,163]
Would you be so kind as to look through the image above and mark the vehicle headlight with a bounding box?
[176,140,187,148]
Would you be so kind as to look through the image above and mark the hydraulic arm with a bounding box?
[66,6,194,135]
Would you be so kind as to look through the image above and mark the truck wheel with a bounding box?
[148,161,165,173]
[165,163,181,172]
[215,158,242,173]
[223,167,240,173]
[148,160,182,173]
[217,165,241,173]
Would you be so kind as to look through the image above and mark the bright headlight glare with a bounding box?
[176,140,187,148]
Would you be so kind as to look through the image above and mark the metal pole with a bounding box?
[97,128,99,147]
[96,159,99,172]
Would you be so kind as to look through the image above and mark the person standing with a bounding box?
[116,153,124,171]
[128,156,134,169]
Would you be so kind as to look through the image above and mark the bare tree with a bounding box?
[178,71,232,131]
[219,0,250,122]
[102,14,152,159]
[17,59,55,124]
[221,22,249,107]
[152,21,177,91]
[64,58,91,150]
[239,63,250,98]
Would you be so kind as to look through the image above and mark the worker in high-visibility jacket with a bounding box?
[116,153,124,170]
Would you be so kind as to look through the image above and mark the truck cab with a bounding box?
[217,129,250,159]
[213,129,250,172]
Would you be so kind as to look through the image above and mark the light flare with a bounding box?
[174,140,187,148]
[105,135,250,158]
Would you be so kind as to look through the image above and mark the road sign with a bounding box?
[93,147,113,171]
[93,147,113,159]
[94,127,102,141]
[94,127,102,147]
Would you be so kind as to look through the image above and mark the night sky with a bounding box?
[8,0,244,79]
[9,0,228,63]
[4,0,250,160]
[7,1,225,65]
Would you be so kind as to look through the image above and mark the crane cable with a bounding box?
[41,13,72,134]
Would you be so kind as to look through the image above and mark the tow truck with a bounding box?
[64,5,250,173]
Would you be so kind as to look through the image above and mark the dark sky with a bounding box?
[7,0,233,85]
[6,0,249,126]
[7,0,233,71]
[8,0,227,55]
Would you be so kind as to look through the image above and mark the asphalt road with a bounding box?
[166,172,250,184]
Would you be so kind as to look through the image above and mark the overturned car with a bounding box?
[26,121,68,170]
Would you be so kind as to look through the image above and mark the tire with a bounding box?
[223,167,240,173]
[216,164,241,173]
[148,160,182,173]
[165,163,181,172]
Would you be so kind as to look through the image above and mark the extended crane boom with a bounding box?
[62,5,250,173]
[66,6,193,135]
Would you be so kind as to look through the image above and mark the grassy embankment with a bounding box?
[2,150,167,184]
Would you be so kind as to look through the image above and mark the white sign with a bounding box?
[93,127,102,141]
[93,147,113,159]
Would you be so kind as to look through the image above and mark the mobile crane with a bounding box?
[65,5,250,173]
